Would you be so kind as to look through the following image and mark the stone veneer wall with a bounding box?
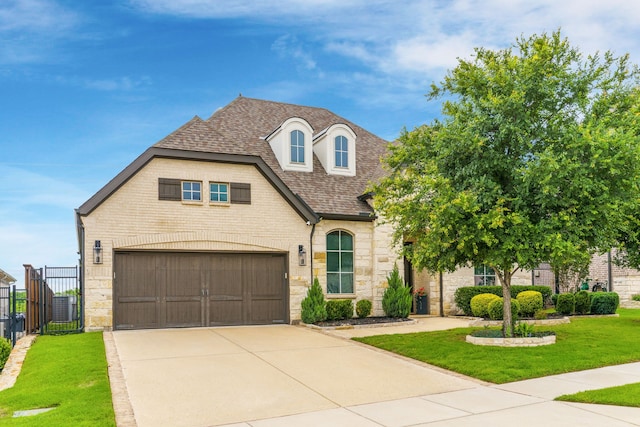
[590,251,640,302]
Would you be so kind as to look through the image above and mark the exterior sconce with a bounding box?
[298,244,307,266]
[93,240,103,264]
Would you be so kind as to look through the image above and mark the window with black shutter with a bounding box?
[158,178,181,201]
[230,182,251,204]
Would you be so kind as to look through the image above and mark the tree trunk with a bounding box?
[496,269,514,337]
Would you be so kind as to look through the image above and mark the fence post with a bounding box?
[11,285,16,346]
[39,268,45,335]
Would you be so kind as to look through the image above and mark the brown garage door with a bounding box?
[113,252,288,330]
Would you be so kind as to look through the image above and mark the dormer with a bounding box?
[313,123,357,176]
[265,117,314,172]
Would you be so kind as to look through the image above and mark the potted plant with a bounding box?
[414,287,428,314]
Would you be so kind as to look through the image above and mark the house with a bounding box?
[76,96,402,331]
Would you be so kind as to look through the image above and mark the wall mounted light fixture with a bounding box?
[93,240,103,264]
[298,244,307,266]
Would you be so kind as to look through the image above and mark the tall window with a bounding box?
[335,135,348,168]
[290,130,305,163]
[327,230,354,294]
[182,181,201,201]
[474,265,496,286]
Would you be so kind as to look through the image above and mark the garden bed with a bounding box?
[306,317,416,330]
[466,334,556,347]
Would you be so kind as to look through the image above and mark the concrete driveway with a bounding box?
[108,325,478,427]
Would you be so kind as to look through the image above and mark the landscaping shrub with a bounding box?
[590,292,619,315]
[0,338,11,371]
[325,299,354,320]
[487,298,520,320]
[551,293,559,306]
[534,309,548,320]
[632,294,640,302]
[516,290,543,317]
[301,277,327,323]
[454,286,503,315]
[470,293,501,318]
[574,290,591,315]
[455,285,552,315]
[510,285,552,302]
[356,299,372,318]
[556,293,575,315]
[382,265,412,318]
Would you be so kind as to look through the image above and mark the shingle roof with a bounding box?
[153,96,389,218]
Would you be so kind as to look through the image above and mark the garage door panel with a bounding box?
[166,300,202,327]
[116,301,159,330]
[210,300,243,325]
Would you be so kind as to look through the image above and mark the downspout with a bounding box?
[75,210,85,330]
[439,271,444,317]
[309,222,316,283]
[608,250,613,291]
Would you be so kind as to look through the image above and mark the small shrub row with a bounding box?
[632,294,640,302]
[553,291,619,315]
[470,293,501,318]
[469,293,524,320]
[516,291,543,317]
[487,298,520,320]
[326,299,354,320]
[455,285,551,316]
[356,299,372,318]
[0,338,11,371]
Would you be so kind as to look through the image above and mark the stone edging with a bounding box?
[468,317,570,327]
[0,335,37,391]
[103,332,137,427]
[466,334,556,347]
[303,318,417,331]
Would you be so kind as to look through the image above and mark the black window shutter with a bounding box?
[230,182,251,204]
[158,178,181,201]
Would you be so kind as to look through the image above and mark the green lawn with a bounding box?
[0,332,115,426]
[557,382,640,407]
[355,308,640,384]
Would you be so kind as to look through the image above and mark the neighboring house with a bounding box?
[76,96,401,331]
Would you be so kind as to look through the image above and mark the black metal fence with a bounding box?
[21,265,82,338]
[1,285,27,346]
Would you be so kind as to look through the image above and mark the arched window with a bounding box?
[326,230,354,293]
[335,135,348,168]
[290,130,305,163]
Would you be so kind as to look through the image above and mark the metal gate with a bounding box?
[23,265,82,335]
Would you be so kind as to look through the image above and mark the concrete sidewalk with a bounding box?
[106,319,640,427]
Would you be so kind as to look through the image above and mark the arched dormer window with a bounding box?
[265,117,313,172]
[335,135,348,168]
[326,230,354,294]
[312,123,356,176]
[291,130,305,163]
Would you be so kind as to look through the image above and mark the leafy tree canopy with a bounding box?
[372,30,640,334]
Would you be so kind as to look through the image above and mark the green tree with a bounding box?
[300,277,327,323]
[382,264,412,318]
[373,30,640,336]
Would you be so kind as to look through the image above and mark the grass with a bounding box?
[355,308,640,384]
[0,332,115,426]
[557,382,640,407]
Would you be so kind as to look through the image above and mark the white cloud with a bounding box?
[0,0,77,32]
[272,34,318,72]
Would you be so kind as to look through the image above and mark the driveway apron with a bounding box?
[111,325,478,427]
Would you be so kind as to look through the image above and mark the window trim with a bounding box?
[334,135,348,168]
[209,182,230,205]
[326,230,355,295]
[474,265,496,286]
[290,129,305,164]
[181,180,202,203]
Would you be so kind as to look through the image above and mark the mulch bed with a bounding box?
[315,317,414,327]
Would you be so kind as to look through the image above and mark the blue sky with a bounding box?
[1,0,640,282]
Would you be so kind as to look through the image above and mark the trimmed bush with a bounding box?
[632,294,640,302]
[300,277,327,324]
[590,292,619,315]
[454,286,503,316]
[382,265,412,318]
[470,293,501,318]
[556,293,575,315]
[326,299,354,320]
[0,338,11,371]
[487,298,520,320]
[516,290,543,317]
[534,309,548,320]
[356,299,372,318]
[454,285,552,316]
[551,293,559,306]
[574,290,591,315]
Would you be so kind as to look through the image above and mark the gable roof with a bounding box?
[77,97,389,222]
